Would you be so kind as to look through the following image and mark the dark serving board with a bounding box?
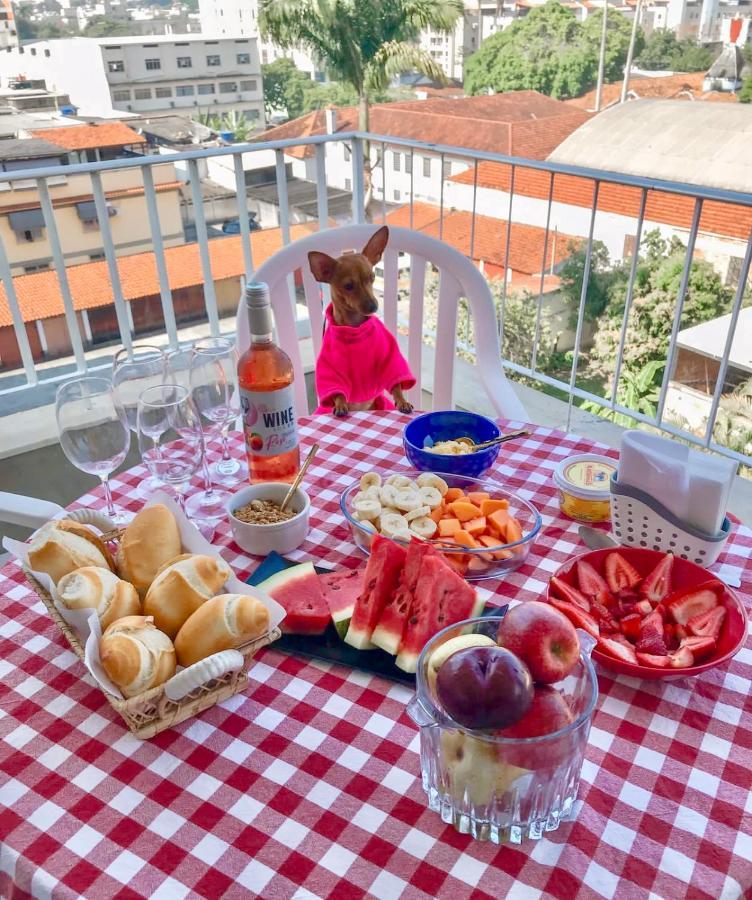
[247,552,507,685]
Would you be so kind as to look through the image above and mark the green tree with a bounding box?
[558,240,624,324]
[16,15,71,39]
[83,17,133,36]
[464,0,639,99]
[262,58,314,119]
[739,77,752,103]
[636,31,714,72]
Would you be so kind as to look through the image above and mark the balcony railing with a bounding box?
[0,130,750,471]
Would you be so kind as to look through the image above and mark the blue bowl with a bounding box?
[403,411,501,478]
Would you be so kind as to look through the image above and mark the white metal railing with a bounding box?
[0,130,750,470]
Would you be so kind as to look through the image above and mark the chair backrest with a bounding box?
[235,225,527,420]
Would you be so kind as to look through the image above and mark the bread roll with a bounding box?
[99,615,176,698]
[28,519,114,585]
[116,504,182,598]
[174,593,270,668]
[143,553,231,639]
[57,566,141,629]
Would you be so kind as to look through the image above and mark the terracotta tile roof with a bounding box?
[449,163,752,241]
[0,223,316,328]
[30,122,147,151]
[256,92,590,161]
[0,180,181,215]
[386,202,579,276]
[566,72,738,110]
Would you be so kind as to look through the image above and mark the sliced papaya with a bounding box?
[453,530,480,549]
[448,500,482,522]
[466,491,490,505]
[464,516,487,537]
[443,488,465,503]
[481,498,509,517]
[429,506,445,524]
[478,534,510,560]
[438,517,462,537]
[488,508,511,537]
[506,516,524,553]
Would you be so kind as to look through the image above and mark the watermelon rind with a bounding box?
[345,536,406,650]
[257,561,316,594]
[257,561,330,635]
[319,569,363,641]
[371,540,434,655]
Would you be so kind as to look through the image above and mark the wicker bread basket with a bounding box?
[21,508,281,740]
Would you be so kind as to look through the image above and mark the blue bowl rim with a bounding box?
[403,411,501,458]
[340,470,542,555]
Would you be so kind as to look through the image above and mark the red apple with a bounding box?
[500,685,574,739]
[498,601,580,684]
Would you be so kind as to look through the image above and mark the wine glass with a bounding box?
[164,347,230,522]
[136,384,204,516]
[112,344,166,493]
[56,376,131,526]
[191,337,243,485]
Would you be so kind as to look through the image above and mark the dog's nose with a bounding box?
[366,299,378,314]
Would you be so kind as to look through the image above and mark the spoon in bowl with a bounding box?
[280,442,319,512]
[455,429,531,452]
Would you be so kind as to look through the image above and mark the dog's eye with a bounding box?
[344,282,354,291]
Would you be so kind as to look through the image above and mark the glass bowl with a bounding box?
[407,615,598,844]
[340,470,541,580]
[403,410,501,478]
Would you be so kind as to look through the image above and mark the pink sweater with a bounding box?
[315,304,415,412]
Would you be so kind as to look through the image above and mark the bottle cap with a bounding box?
[245,281,269,308]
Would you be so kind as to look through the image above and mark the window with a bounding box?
[344,145,351,161]
[44,49,50,57]
[393,151,401,172]
[245,109,260,120]
[236,52,251,64]
[145,58,161,70]
[177,56,192,68]
[89,252,105,261]
[422,156,431,178]
[345,177,352,191]
[442,159,451,179]
[108,60,124,72]
[113,90,131,101]
[240,79,256,91]
[206,54,220,66]
[30,47,36,56]
[198,83,215,95]
[19,229,41,243]
[405,153,412,175]
[393,189,401,201]
[155,86,172,98]
[134,88,151,99]
[219,81,237,93]
[176,85,194,96]
[24,263,49,273]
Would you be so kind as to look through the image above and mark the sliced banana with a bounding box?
[418,486,443,509]
[417,473,449,496]
[409,516,438,539]
[360,472,381,491]
[392,529,412,543]
[405,505,431,522]
[353,499,381,521]
[386,474,412,488]
[379,484,398,507]
[380,511,410,538]
[358,519,376,534]
[394,488,422,512]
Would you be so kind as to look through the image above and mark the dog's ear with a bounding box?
[362,226,389,265]
[308,251,337,283]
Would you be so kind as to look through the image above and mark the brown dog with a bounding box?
[308,226,415,417]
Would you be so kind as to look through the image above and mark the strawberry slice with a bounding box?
[640,553,674,604]
[620,613,642,641]
[577,559,612,605]
[665,581,724,626]
[604,552,642,594]
[636,652,672,669]
[549,598,600,639]
[635,599,652,616]
[668,646,694,668]
[635,633,668,655]
[550,576,591,612]
[687,606,726,640]
[663,623,680,651]
[598,637,638,665]
[680,635,716,660]
[591,600,620,633]
[639,609,664,636]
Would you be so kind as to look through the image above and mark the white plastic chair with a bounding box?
[235,225,528,420]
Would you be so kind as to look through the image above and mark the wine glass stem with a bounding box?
[100,475,116,520]
[200,437,214,496]
[221,426,231,462]
[175,489,186,512]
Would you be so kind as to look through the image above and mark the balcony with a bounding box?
[0,130,750,543]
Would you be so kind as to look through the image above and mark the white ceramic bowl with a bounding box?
[227,483,310,556]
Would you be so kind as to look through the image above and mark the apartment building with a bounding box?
[0,35,265,122]
[0,122,182,274]
[0,0,17,52]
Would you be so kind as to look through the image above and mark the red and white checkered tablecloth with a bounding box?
[1,412,751,900]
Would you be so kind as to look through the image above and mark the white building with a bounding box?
[0,0,18,51]
[197,0,324,79]
[0,35,265,122]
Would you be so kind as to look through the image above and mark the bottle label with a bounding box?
[240,386,298,457]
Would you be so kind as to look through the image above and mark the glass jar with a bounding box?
[406,615,598,844]
[553,453,616,523]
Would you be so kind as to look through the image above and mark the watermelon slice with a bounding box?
[395,555,482,673]
[371,539,436,655]
[345,535,407,650]
[257,562,330,635]
[319,568,364,639]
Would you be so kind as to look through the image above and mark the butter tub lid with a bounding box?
[553,453,616,501]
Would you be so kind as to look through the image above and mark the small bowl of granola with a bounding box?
[227,483,310,556]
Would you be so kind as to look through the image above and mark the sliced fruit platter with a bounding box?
[340,470,541,580]
[546,547,748,679]
[253,535,492,675]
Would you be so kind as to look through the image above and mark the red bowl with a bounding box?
[548,547,748,680]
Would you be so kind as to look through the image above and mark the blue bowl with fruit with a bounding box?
[404,411,501,478]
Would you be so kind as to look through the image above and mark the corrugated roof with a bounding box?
[566,72,739,110]
[0,138,65,161]
[0,223,316,328]
[386,202,578,275]
[30,122,146,151]
[450,162,752,241]
[255,92,590,161]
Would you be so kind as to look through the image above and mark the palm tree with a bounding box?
[260,0,463,203]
